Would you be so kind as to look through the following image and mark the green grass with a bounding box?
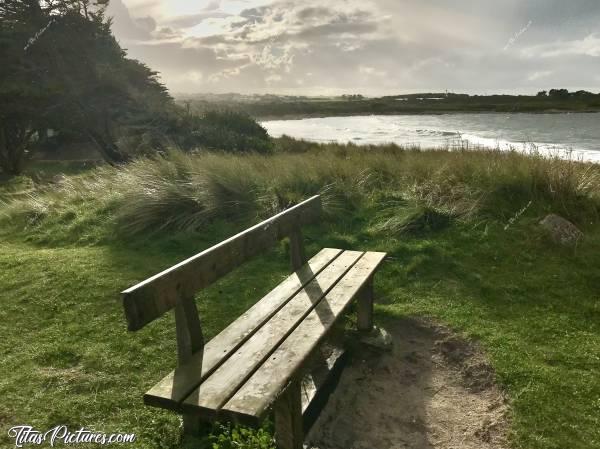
[1,146,600,448]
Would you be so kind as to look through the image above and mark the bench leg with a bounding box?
[357,277,374,332]
[174,297,207,437]
[274,379,303,449]
[182,415,206,436]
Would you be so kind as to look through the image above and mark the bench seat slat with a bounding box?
[214,251,386,425]
[144,248,343,410]
[180,250,364,418]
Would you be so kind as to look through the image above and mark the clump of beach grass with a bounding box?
[2,143,599,244]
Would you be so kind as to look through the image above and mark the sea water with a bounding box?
[262,113,600,163]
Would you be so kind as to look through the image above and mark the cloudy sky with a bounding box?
[107,0,600,95]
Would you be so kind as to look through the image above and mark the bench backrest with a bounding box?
[121,195,322,331]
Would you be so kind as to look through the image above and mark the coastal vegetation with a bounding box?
[180,90,600,120]
[2,2,600,448]
[2,144,600,448]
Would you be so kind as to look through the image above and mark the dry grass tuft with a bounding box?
[2,145,599,243]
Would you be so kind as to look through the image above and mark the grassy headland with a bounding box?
[1,143,600,448]
[179,92,600,120]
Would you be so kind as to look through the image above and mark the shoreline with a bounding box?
[256,109,600,122]
[260,114,600,164]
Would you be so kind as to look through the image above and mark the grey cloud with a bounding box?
[521,33,600,58]
[107,0,153,41]
[163,11,231,29]
[202,1,222,12]
[296,7,334,20]
[134,16,156,32]
[109,0,600,94]
[155,26,179,38]
[221,3,384,45]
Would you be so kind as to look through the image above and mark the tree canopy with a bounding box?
[0,1,275,175]
[0,0,172,173]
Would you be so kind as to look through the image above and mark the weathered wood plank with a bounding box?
[174,296,204,365]
[174,296,206,435]
[300,344,347,433]
[357,277,374,332]
[219,252,386,424]
[122,195,322,331]
[289,227,306,271]
[180,251,364,419]
[274,379,303,449]
[144,248,342,410]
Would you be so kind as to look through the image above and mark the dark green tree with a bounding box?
[0,0,172,173]
[548,88,570,98]
[0,0,50,174]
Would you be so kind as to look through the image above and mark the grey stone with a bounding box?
[358,326,393,352]
[539,214,583,246]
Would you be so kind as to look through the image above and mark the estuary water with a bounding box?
[262,113,600,163]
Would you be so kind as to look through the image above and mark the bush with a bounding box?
[168,109,273,154]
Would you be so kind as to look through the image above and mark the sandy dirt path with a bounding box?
[306,317,509,449]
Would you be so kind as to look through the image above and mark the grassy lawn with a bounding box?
[1,147,599,448]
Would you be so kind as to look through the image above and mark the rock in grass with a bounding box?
[539,214,583,246]
[357,326,393,352]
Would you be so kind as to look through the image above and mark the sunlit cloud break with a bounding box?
[108,0,600,95]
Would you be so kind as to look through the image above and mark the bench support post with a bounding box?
[274,379,303,449]
[357,277,374,332]
[289,227,307,272]
[174,296,206,435]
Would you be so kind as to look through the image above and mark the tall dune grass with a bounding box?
[2,144,599,243]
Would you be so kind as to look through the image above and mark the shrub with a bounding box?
[168,110,273,154]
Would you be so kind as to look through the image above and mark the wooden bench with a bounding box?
[121,195,386,449]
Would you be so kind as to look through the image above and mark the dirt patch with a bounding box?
[306,317,509,449]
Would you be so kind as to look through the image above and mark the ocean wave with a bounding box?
[415,129,459,137]
[459,133,600,163]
